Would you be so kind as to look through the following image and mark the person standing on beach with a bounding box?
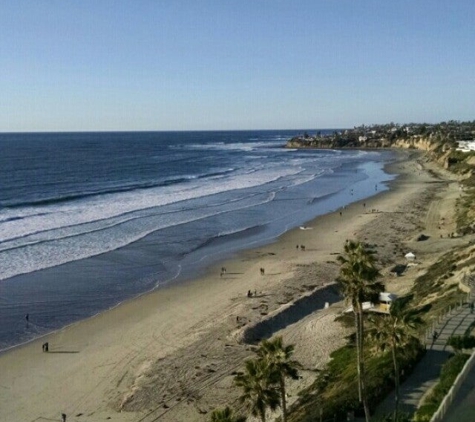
[61,413,67,422]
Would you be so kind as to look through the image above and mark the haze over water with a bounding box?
[0,130,395,350]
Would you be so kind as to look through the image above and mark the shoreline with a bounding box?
[1,149,456,422]
[0,149,396,354]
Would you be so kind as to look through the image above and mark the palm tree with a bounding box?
[209,406,246,422]
[256,336,301,422]
[368,298,422,422]
[337,240,384,422]
[234,358,280,422]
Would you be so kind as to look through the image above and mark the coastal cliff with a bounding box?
[286,121,475,232]
[286,121,475,172]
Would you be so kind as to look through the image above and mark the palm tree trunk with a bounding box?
[260,408,266,422]
[354,310,362,402]
[280,376,288,422]
[392,346,400,422]
[359,308,370,422]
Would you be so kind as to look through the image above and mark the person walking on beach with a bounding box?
[61,413,67,422]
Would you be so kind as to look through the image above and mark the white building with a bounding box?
[456,141,475,152]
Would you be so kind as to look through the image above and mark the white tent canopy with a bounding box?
[379,292,397,303]
[405,252,416,260]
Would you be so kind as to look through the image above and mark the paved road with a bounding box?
[370,304,475,421]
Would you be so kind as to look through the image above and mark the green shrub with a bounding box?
[413,403,439,421]
[447,335,475,352]
[288,339,424,421]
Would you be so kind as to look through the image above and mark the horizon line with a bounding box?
[0,128,345,135]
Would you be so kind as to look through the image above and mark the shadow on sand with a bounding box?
[239,284,341,343]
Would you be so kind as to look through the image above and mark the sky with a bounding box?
[0,0,474,132]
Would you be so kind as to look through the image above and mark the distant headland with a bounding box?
[287,121,475,150]
[287,120,475,172]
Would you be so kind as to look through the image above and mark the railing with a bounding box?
[429,276,474,422]
[422,295,470,343]
[429,349,475,422]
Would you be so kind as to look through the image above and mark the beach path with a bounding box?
[371,302,475,420]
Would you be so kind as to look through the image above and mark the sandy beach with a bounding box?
[0,150,465,422]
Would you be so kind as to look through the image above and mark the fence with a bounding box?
[429,349,475,422]
[422,294,470,343]
[428,273,474,421]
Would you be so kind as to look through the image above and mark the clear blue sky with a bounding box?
[1,0,474,132]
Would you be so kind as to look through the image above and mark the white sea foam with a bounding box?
[0,165,307,280]
[0,189,281,281]
[0,145,381,281]
[0,151,352,246]
[182,140,284,152]
[0,165,300,243]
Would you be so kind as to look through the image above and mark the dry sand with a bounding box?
[0,150,466,422]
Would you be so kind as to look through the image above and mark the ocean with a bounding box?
[0,130,396,351]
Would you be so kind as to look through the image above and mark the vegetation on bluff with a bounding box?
[285,244,469,422]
